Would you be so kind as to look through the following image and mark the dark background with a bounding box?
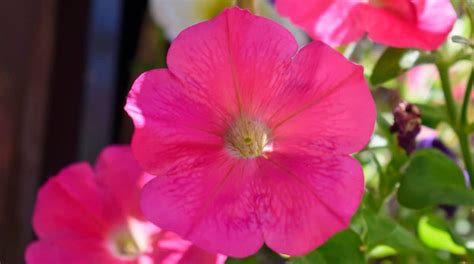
[0,0,157,262]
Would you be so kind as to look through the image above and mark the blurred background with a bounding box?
[0,0,152,262]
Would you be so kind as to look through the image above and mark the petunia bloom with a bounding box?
[275,0,457,50]
[126,8,376,257]
[25,146,226,264]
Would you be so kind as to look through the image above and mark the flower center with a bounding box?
[109,230,141,259]
[225,116,272,158]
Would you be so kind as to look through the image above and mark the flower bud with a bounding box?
[390,102,421,154]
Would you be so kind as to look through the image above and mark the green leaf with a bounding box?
[418,215,466,255]
[291,229,364,264]
[370,48,407,85]
[363,211,426,255]
[398,149,474,209]
[415,103,449,128]
[368,245,397,259]
[291,251,326,264]
[370,47,436,85]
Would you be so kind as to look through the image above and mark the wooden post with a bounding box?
[0,0,57,262]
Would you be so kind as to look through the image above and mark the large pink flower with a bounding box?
[26,146,225,264]
[125,8,376,257]
[275,0,456,50]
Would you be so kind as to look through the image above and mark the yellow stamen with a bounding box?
[225,116,271,158]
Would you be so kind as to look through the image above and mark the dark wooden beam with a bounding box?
[0,0,57,262]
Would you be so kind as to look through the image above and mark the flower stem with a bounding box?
[436,63,458,127]
[437,62,474,188]
[461,68,474,128]
[460,68,474,187]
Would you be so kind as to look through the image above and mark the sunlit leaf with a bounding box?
[368,245,397,259]
[398,149,474,209]
[418,215,466,255]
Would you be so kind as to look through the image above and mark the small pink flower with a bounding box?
[275,0,456,50]
[406,63,474,103]
[26,146,225,264]
[126,8,376,257]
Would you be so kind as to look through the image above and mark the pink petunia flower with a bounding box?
[125,8,376,257]
[275,0,457,50]
[25,146,226,264]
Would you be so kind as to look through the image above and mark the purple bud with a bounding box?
[390,102,421,154]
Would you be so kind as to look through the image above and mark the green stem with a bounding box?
[436,63,458,127]
[437,62,474,188]
[460,68,474,187]
[461,68,474,127]
[459,134,474,188]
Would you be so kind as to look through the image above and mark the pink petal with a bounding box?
[362,0,456,50]
[32,163,116,238]
[268,41,376,155]
[257,153,364,255]
[125,69,226,175]
[25,237,125,264]
[276,0,456,50]
[152,231,227,264]
[126,8,303,176]
[141,150,363,257]
[415,0,457,37]
[177,246,227,264]
[152,231,192,263]
[275,0,365,45]
[140,150,264,257]
[94,145,149,219]
[166,7,299,119]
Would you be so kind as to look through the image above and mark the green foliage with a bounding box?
[290,229,364,264]
[370,46,436,85]
[363,210,426,255]
[398,149,474,209]
[226,256,259,264]
[371,48,408,85]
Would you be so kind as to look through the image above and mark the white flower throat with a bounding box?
[225,116,272,158]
